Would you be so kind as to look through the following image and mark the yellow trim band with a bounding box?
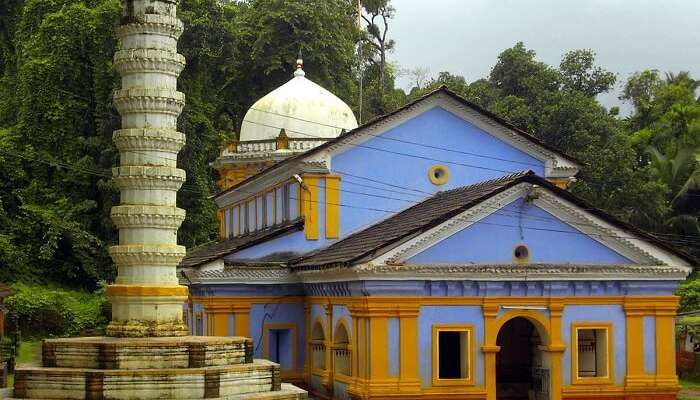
[106,285,188,297]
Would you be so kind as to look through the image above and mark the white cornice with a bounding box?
[186,266,298,285]
[294,264,690,283]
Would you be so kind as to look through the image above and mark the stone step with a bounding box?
[40,336,252,370]
[13,360,284,400]
[6,383,306,400]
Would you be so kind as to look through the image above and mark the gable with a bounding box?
[406,198,633,265]
[329,106,548,236]
[368,182,691,268]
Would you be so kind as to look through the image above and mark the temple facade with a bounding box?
[180,70,694,400]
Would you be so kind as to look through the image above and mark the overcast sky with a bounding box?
[389,0,700,114]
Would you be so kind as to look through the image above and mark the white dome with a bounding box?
[239,63,358,142]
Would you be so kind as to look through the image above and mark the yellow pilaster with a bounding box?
[351,315,358,379]
[369,316,389,380]
[548,300,565,400]
[211,311,230,337]
[482,303,500,400]
[655,300,679,387]
[325,175,340,239]
[324,303,333,391]
[398,306,421,394]
[233,305,250,337]
[304,303,310,379]
[301,176,319,240]
[358,316,367,380]
[624,302,647,386]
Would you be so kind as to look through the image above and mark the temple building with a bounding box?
[179,65,695,400]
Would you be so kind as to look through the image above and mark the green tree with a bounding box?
[559,49,616,97]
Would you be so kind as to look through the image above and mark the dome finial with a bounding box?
[294,48,305,77]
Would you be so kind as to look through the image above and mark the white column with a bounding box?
[106,0,188,337]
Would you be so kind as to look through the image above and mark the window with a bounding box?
[263,323,296,372]
[281,184,290,222]
[227,208,234,238]
[311,320,326,371]
[333,321,351,376]
[432,325,473,385]
[256,196,263,230]
[224,208,231,238]
[232,206,239,237]
[572,323,612,384]
[243,202,249,234]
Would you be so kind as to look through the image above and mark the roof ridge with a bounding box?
[435,170,534,196]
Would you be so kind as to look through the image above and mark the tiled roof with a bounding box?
[293,171,534,268]
[178,219,304,268]
[293,172,696,269]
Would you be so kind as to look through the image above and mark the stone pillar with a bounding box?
[106,0,188,337]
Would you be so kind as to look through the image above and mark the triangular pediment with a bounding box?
[369,183,690,268]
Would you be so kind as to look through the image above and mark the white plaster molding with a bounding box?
[111,205,185,229]
[109,244,186,266]
[114,49,185,76]
[116,15,184,39]
[532,190,691,267]
[112,166,186,190]
[113,129,186,153]
[113,88,185,116]
[188,266,298,285]
[294,263,690,283]
[370,183,691,269]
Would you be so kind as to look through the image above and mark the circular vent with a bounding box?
[428,164,450,185]
[513,244,530,263]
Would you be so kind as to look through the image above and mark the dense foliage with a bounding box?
[0,0,697,309]
[0,0,361,288]
[5,283,107,337]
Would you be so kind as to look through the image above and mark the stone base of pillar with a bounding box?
[106,319,189,337]
[11,336,307,399]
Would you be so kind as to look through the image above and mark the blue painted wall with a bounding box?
[332,305,351,334]
[310,303,326,329]
[561,305,626,386]
[643,316,656,374]
[408,198,633,265]
[331,106,545,236]
[388,317,400,377]
[249,303,306,370]
[418,305,485,387]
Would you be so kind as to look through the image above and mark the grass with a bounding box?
[5,339,42,388]
[680,374,700,400]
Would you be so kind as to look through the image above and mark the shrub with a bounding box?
[5,283,107,338]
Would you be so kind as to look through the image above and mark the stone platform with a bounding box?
[11,336,307,400]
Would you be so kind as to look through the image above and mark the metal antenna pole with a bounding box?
[357,0,363,124]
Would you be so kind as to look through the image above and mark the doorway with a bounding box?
[496,317,549,400]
